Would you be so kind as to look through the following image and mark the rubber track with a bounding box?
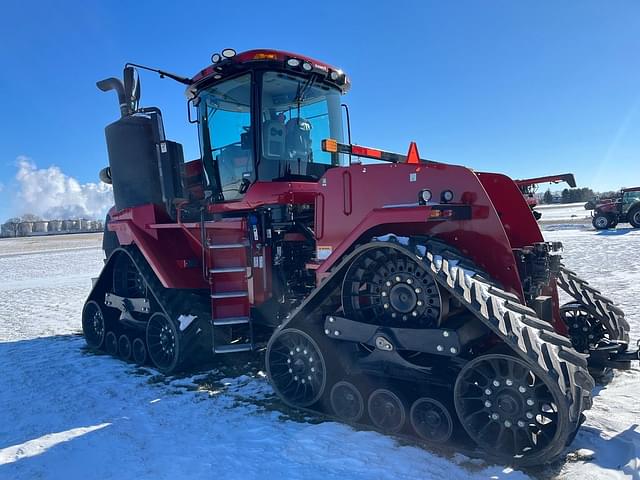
[111,247,210,370]
[418,240,595,427]
[274,239,595,462]
[557,265,630,345]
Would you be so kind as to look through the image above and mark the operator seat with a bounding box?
[285,117,312,162]
[262,120,286,159]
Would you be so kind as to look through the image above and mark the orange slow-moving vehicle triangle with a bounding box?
[406,142,420,164]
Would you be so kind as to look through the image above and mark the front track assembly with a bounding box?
[267,239,596,466]
[82,246,210,373]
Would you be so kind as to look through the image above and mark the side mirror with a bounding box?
[123,66,141,112]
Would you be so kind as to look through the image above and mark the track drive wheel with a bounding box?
[342,247,444,328]
[266,328,327,408]
[454,354,570,466]
[410,397,454,444]
[113,253,147,297]
[367,389,406,434]
[82,300,106,349]
[146,312,182,373]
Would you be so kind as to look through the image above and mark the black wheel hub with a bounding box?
[266,329,326,408]
[343,248,443,328]
[388,282,418,313]
[455,354,562,460]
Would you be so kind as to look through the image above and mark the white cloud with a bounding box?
[14,156,113,220]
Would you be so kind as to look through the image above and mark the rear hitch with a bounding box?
[590,339,640,371]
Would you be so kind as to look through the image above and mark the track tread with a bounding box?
[557,265,630,345]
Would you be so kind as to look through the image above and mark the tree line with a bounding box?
[540,188,618,204]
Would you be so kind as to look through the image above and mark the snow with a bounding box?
[178,314,197,331]
[536,202,592,226]
[0,228,639,479]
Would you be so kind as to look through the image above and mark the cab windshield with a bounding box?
[259,72,343,181]
[198,71,344,201]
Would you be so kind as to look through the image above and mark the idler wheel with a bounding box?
[454,353,570,465]
[266,328,327,408]
[146,312,181,373]
[82,300,106,349]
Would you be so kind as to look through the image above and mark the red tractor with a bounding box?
[591,187,640,230]
[515,174,576,220]
[84,49,638,466]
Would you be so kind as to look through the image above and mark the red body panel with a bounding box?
[107,161,560,324]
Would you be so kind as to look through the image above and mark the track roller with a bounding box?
[105,331,118,356]
[266,328,327,408]
[118,334,132,361]
[367,389,406,434]
[82,300,106,349]
[330,381,365,422]
[132,337,147,365]
[409,397,453,444]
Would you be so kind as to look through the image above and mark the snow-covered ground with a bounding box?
[536,202,592,225]
[0,227,638,480]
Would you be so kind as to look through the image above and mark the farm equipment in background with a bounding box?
[83,49,639,467]
[515,174,576,220]
[591,187,640,230]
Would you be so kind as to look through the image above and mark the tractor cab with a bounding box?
[620,187,640,214]
[188,49,350,202]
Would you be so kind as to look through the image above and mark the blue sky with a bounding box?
[1,1,639,221]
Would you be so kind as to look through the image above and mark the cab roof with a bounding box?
[187,49,350,98]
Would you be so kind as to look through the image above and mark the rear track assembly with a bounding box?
[267,239,595,466]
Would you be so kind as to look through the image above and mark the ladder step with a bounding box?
[208,242,247,249]
[214,343,253,354]
[209,267,246,274]
[210,291,249,299]
[213,316,250,326]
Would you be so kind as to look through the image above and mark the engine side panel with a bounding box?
[315,162,526,299]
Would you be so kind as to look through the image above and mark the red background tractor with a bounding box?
[591,187,640,229]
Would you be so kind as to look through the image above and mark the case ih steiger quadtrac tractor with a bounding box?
[591,187,640,230]
[83,48,639,467]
